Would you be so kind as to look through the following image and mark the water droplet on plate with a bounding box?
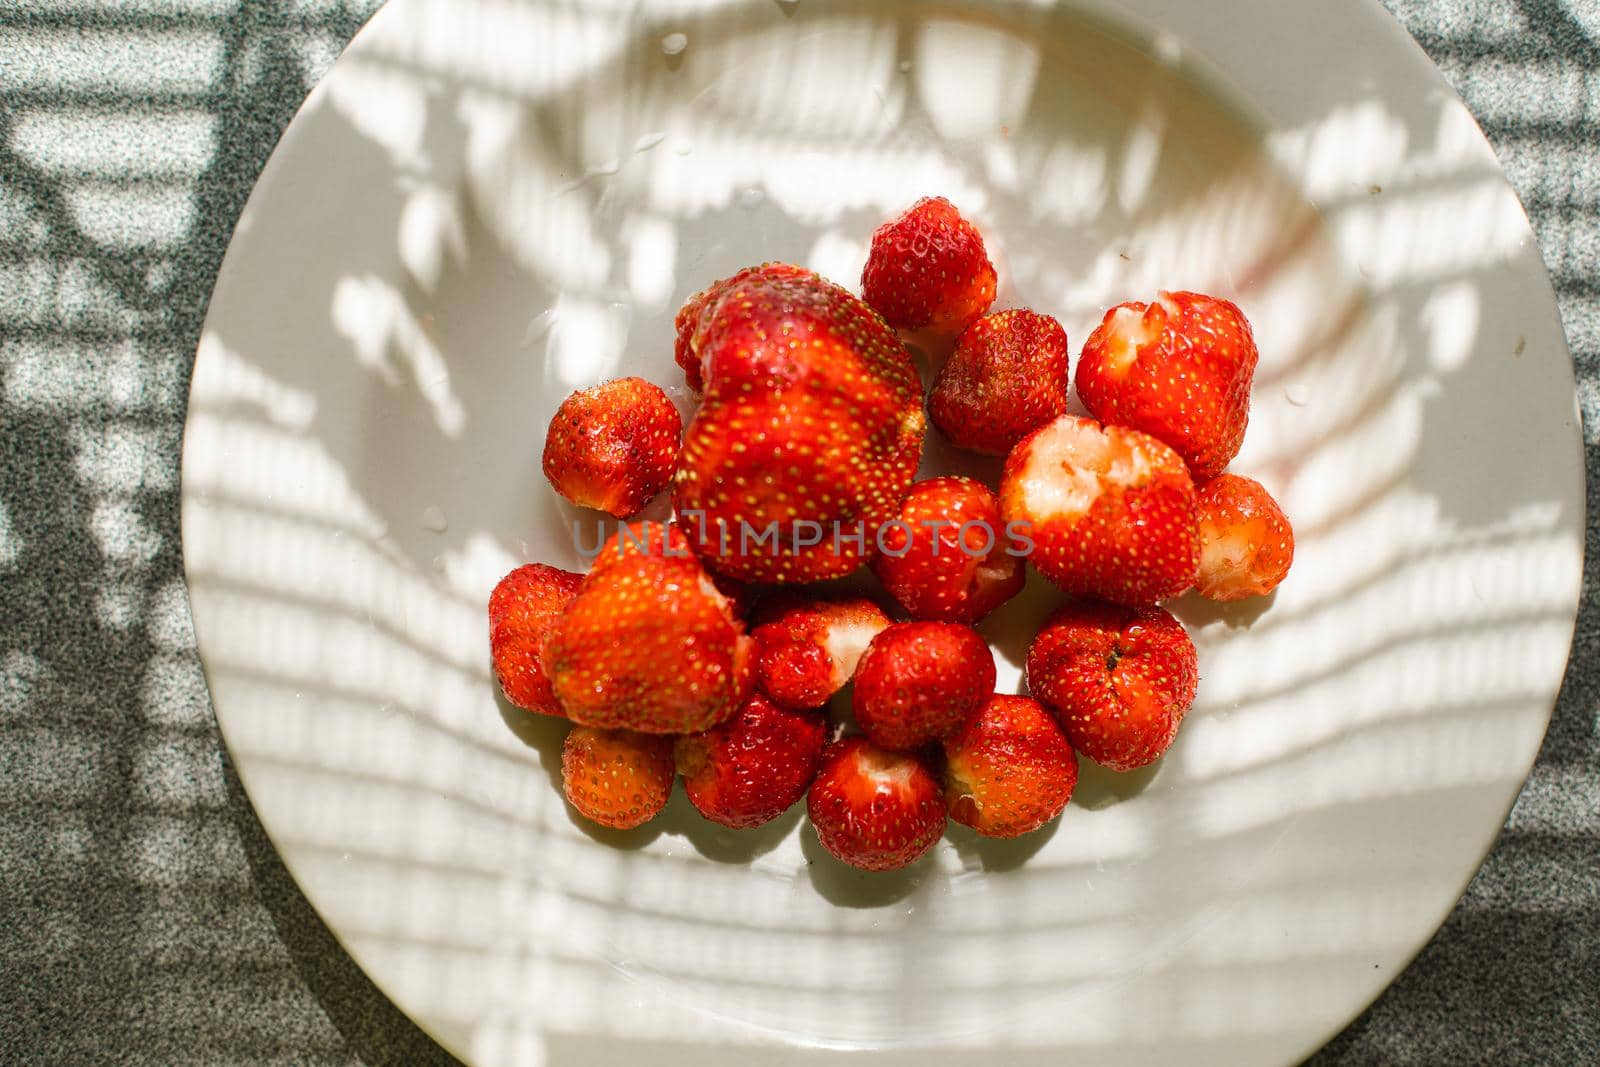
[675,140,693,156]
[421,505,448,532]
[661,32,688,56]
[739,187,765,209]
[525,308,558,345]
[898,59,913,73]
[1283,383,1310,407]
[633,131,666,153]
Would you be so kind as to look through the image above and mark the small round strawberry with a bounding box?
[673,264,926,583]
[675,693,828,829]
[943,695,1078,838]
[1194,473,1294,601]
[929,309,1070,456]
[870,476,1025,625]
[544,530,752,734]
[1026,601,1198,771]
[751,595,891,710]
[999,414,1199,605]
[562,726,676,830]
[542,377,682,518]
[1076,291,1258,481]
[806,736,946,872]
[488,563,583,715]
[852,622,995,751]
[861,197,997,334]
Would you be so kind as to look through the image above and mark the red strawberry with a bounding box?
[562,726,676,829]
[586,519,694,574]
[1075,291,1258,481]
[543,377,682,517]
[675,693,828,829]
[861,197,996,334]
[1026,601,1198,771]
[929,309,1070,455]
[674,261,811,392]
[673,264,925,583]
[999,414,1199,604]
[544,528,753,734]
[806,736,946,871]
[852,622,995,751]
[943,695,1078,838]
[751,595,891,710]
[1194,473,1294,601]
[870,476,1025,624]
[488,563,583,715]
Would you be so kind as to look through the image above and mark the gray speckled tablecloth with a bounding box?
[0,1,1594,1063]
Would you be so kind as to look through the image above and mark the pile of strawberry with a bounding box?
[491,197,1293,872]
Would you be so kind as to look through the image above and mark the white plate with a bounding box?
[180,1,1585,1063]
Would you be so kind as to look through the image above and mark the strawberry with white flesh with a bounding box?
[1076,291,1258,482]
[1194,473,1294,600]
[1000,414,1199,605]
[751,595,891,710]
[870,476,1025,624]
[807,737,946,872]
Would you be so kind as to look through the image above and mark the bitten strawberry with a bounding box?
[1076,291,1258,481]
[999,414,1199,604]
[543,377,682,517]
[751,595,890,710]
[943,695,1078,838]
[672,264,926,582]
[929,309,1070,455]
[544,527,752,733]
[807,737,946,871]
[1026,601,1198,771]
[852,622,995,751]
[675,693,828,829]
[562,726,676,830]
[870,477,1025,624]
[861,197,996,334]
[488,563,583,715]
[1194,473,1294,601]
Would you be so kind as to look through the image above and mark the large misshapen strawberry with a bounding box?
[675,693,828,829]
[672,264,925,583]
[1000,414,1199,605]
[1076,291,1258,481]
[861,196,997,334]
[488,563,583,716]
[870,476,1025,625]
[1026,601,1198,771]
[544,525,753,733]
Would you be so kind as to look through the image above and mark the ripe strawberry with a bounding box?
[562,726,676,830]
[675,693,828,829]
[861,197,996,334]
[1075,291,1259,481]
[488,563,583,715]
[943,695,1078,838]
[999,414,1199,604]
[929,309,1070,455]
[544,528,753,734]
[543,377,682,517]
[586,519,693,574]
[674,261,810,392]
[751,595,891,710]
[1026,601,1198,771]
[1194,473,1294,600]
[870,476,1025,624]
[806,736,946,871]
[673,264,925,583]
[852,622,995,751]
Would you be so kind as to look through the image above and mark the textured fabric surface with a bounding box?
[0,1,1594,1063]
